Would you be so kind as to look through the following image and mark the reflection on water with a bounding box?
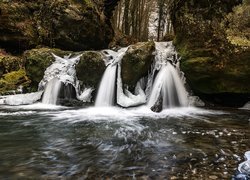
[0,105,249,179]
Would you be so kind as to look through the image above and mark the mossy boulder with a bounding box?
[24,48,72,91]
[0,0,114,53]
[170,0,250,105]
[0,69,31,95]
[121,41,155,90]
[76,51,105,88]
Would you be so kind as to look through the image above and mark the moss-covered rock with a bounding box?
[121,41,155,90]
[0,51,30,94]
[76,51,105,88]
[181,53,250,94]
[24,48,72,91]
[170,0,250,105]
[0,0,114,53]
[0,69,31,95]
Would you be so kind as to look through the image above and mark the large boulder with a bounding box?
[121,41,155,90]
[170,0,250,106]
[76,51,105,89]
[0,0,114,53]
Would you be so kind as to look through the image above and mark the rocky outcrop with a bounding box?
[170,0,250,106]
[121,41,155,90]
[0,0,114,53]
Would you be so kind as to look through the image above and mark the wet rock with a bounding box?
[150,95,163,112]
[121,41,155,90]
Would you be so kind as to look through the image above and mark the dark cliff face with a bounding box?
[170,0,250,106]
[0,0,114,53]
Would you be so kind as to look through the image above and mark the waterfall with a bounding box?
[95,65,118,107]
[147,42,188,109]
[95,47,128,107]
[147,62,188,108]
[42,78,62,105]
[39,53,93,105]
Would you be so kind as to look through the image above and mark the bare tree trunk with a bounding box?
[124,0,130,35]
[157,0,164,41]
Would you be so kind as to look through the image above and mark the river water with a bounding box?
[0,104,249,179]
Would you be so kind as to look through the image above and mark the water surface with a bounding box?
[0,105,249,179]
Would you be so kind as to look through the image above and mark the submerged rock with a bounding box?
[0,0,114,53]
[121,41,155,90]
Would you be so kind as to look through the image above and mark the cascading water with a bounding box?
[95,48,128,107]
[41,78,62,105]
[39,53,93,105]
[95,47,147,107]
[95,41,188,109]
[0,41,190,108]
[95,65,117,107]
[147,42,188,109]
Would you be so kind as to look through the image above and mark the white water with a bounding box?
[95,48,128,107]
[96,41,189,109]
[147,42,188,109]
[238,151,250,175]
[39,53,93,104]
[42,78,62,105]
[0,91,43,105]
[0,41,192,108]
[95,65,117,106]
[38,53,80,91]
